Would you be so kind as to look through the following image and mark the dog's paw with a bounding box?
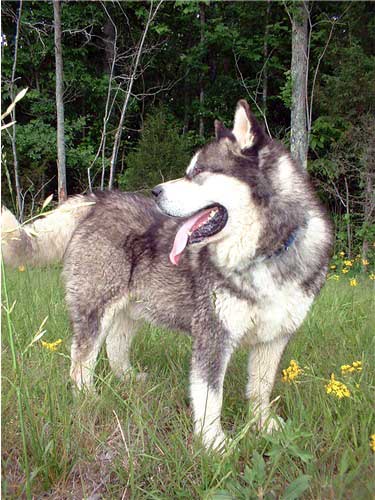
[261,415,285,434]
[201,429,233,454]
[120,368,148,383]
[209,431,227,452]
[135,371,148,382]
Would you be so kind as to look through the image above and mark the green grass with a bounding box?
[2,266,374,499]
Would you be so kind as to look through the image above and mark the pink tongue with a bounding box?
[169,209,212,265]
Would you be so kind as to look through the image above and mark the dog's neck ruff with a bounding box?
[237,227,300,273]
[267,228,299,260]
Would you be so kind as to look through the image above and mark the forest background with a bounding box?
[1,3,374,497]
[1,0,374,258]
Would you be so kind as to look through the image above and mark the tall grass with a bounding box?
[2,266,374,498]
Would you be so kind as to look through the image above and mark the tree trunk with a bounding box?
[290,1,308,170]
[344,177,351,259]
[199,2,205,138]
[53,0,67,202]
[362,123,374,269]
[10,0,23,221]
[103,17,116,74]
[182,78,190,134]
[262,0,271,115]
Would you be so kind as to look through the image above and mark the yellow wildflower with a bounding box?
[330,265,336,270]
[328,274,339,281]
[339,251,345,257]
[370,434,375,452]
[282,360,303,383]
[41,339,62,352]
[341,361,362,375]
[18,265,25,272]
[362,259,369,266]
[369,273,375,281]
[325,373,350,399]
[344,260,353,267]
[355,254,361,261]
[342,268,349,274]
[349,278,358,287]
[340,365,351,373]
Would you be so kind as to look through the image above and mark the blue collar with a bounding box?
[276,230,297,254]
[268,228,299,259]
[235,227,301,274]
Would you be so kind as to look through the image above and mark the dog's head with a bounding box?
[153,100,287,266]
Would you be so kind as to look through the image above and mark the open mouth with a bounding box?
[170,205,228,265]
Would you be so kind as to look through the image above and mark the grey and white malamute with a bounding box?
[2,100,332,450]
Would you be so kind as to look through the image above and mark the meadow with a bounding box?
[2,264,374,499]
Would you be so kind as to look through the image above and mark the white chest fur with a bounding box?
[215,265,314,345]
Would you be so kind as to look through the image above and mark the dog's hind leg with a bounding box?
[246,336,289,431]
[70,297,137,390]
[104,307,139,379]
[70,320,106,392]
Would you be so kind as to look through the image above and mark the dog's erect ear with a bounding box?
[214,119,235,142]
[232,100,265,150]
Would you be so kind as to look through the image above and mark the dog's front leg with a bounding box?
[190,327,233,451]
[246,335,289,431]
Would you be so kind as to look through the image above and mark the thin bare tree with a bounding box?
[97,1,119,191]
[53,0,67,202]
[262,0,271,116]
[234,53,272,138]
[107,0,164,190]
[286,2,347,169]
[198,1,205,138]
[290,1,309,170]
[306,11,339,143]
[362,157,374,266]
[9,0,23,221]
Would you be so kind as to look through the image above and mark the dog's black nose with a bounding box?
[152,185,163,198]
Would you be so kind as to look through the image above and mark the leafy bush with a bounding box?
[118,107,192,192]
[309,114,374,257]
[310,116,349,153]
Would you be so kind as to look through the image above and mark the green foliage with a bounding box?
[118,107,192,191]
[279,69,292,109]
[310,116,348,153]
[310,114,374,255]
[207,424,314,498]
[17,119,56,165]
[318,44,375,120]
[2,268,374,497]
[1,0,374,250]
[328,249,374,280]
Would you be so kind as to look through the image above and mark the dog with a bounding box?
[1,100,332,450]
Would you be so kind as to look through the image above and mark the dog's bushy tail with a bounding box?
[1,195,95,267]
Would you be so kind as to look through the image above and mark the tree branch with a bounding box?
[10,0,23,221]
[108,0,164,190]
[234,52,272,138]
